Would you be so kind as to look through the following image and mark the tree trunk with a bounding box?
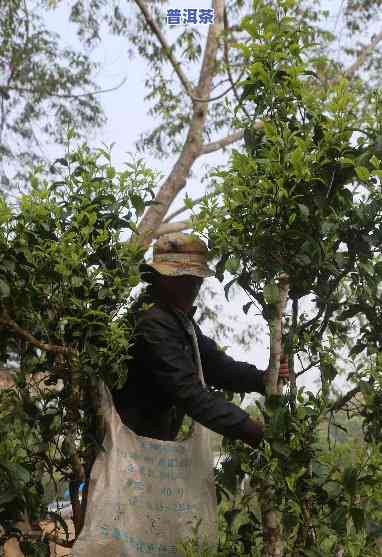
[261,274,289,557]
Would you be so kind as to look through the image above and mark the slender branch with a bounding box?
[211,76,231,91]
[155,220,192,237]
[133,0,195,98]
[164,193,214,223]
[191,71,246,103]
[330,386,360,412]
[344,30,382,79]
[7,77,128,99]
[200,130,244,154]
[223,8,251,119]
[0,313,76,355]
[296,360,320,377]
[299,306,325,333]
[317,304,334,340]
[28,527,74,548]
[201,118,263,155]
[288,297,298,396]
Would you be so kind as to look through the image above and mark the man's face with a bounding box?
[157,275,203,311]
[175,275,203,301]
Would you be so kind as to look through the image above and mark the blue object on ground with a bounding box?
[63,481,85,499]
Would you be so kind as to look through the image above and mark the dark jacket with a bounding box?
[112,290,266,441]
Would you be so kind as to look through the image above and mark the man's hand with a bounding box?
[278,354,289,381]
[238,417,264,448]
[264,355,290,383]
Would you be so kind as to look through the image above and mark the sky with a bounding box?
[41,0,367,398]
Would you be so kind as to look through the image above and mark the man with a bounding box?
[112,233,288,447]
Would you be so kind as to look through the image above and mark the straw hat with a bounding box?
[140,233,214,280]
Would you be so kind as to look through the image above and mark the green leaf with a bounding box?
[355,166,370,181]
[374,261,382,276]
[242,301,252,314]
[369,154,380,169]
[358,380,372,396]
[349,343,366,357]
[224,278,237,301]
[215,253,228,282]
[67,128,76,140]
[331,507,347,535]
[0,491,17,505]
[131,194,145,217]
[0,277,10,297]
[71,276,83,288]
[127,220,138,233]
[338,305,361,320]
[297,203,310,218]
[106,166,116,179]
[53,157,69,167]
[20,540,50,557]
[271,440,292,459]
[263,283,280,304]
[359,261,373,276]
[224,508,242,528]
[321,362,337,382]
[367,344,378,355]
[184,195,194,209]
[0,462,31,484]
[350,507,365,532]
[342,465,358,495]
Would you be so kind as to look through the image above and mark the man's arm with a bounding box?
[135,309,263,443]
[194,323,266,395]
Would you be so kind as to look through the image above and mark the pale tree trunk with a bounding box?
[260,274,289,557]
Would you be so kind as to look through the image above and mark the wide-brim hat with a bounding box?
[140,233,215,281]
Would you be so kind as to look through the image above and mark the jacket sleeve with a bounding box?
[194,323,266,395]
[135,310,252,439]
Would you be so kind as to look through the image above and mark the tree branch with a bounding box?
[200,130,244,154]
[133,0,195,98]
[155,220,192,237]
[196,0,225,99]
[329,386,360,412]
[295,360,320,377]
[0,313,76,355]
[344,30,382,79]
[7,77,128,99]
[136,0,225,247]
[28,526,75,548]
[163,194,213,223]
[191,68,246,103]
[223,8,251,119]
